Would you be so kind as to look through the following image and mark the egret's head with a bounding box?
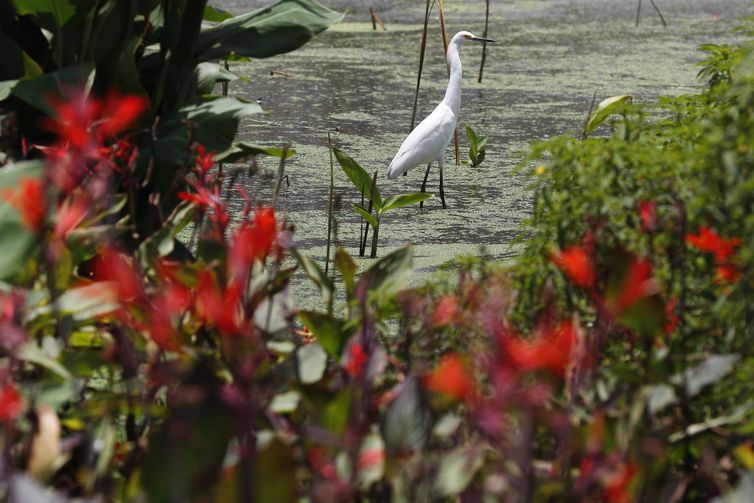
[452,30,495,45]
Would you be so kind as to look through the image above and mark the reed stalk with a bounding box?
[478,0,491,83]
[438,0,460,165]
[325,133,335,276]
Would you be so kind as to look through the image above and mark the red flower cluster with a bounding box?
[3,177,46,232]
[432,294,460,326]
[425,353,476,402]
[638,200,656,233]
[502,321,576,376]
[344,341,368,377]
[43,89,147,192]
[0,382,23,423]
[686,226,743,284]
[43,90,147,152]
[550,245,596,289]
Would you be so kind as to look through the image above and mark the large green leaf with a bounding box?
[291,248,333,307]
[12,62,95,116]
[203,5,234,22]
[298,310,348,358]
[0,30,43,81]
[584,95,633,135]
[297,342,328,384]
[153,0,208,111]
[382,377,431,457]
[361,246,413,296]
[0,160,44,281]
[353,204,378,229]
[381,192,433,213]
[195,0,343,62]
[155,96,263,167]
[333,147,382,211]
[215,140,296,163]
[195,61,238,95]
[435,445,485,496]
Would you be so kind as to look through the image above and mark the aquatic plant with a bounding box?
[464,124,488,166]
[333,147,431,258]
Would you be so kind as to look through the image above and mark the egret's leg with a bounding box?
[420,162,432,210]
[438,158,446,209]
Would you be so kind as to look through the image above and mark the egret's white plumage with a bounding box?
[387,31,494,208]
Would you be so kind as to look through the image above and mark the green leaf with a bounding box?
[333,147,382,211]
[465,125,478,152]
[153,0,208,111]
[585,94,633,135]
[195,0,343,62]
[55,282,120,320]
[381,192,433,213]
[362,246,413,296]
[648,354,740,415]
[215,140,296,163]
[255,439,296,503]
[382,377,431,456]
[203,5,234,22]
[155,96,263,167]
[334,248,356,299]
[298,310,348,359]
[435,446,485,496]
[0,80,18,102]
[354,204,378,229]
[269,390,301,414]
[0,30,44,81]
[291,248,333,306]
[297,342,328,384]
[195,61,238,95]
[12,62,95,116]
[16,342,73,380]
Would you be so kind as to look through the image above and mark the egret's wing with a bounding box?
[387,103,457,179]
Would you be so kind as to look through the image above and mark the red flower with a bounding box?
[550,245,596,289]
[3,177,46,231]
[686,226,742,263]
[195,270,244,335]
[432,295,460,326]
[54,193,88,239]
[98,92,148,139]
[0,382,23,422]
[179,182,228,229]
[638,200,656,232]
[194,144,215,179]
[93,249,143,303]
[504,322,576,376]
[344,340,368,377]
[148,283,191,352]
[604,462,638,503]
[228,206,278,282]
[425,353,476,401]
[609,258,659,315]
[716,264,742,284]
[44,90,147,147]
[43,91,102,151]
[664,298,678,334]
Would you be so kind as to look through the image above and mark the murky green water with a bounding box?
[213,0,749,308]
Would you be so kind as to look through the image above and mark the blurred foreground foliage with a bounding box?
[0,0,754,501]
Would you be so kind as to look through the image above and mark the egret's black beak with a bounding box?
[471,36,495,43]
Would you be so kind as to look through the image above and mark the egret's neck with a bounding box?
[443,41,463,114]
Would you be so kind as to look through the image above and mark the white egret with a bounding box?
[387,31,495,208]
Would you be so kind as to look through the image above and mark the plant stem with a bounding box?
[478,0,491,83]
[581,90,598,140]
[359,184,366,256]
[410,0,432,132]
[325,133,335,276]
[271,144,290,210]
[360,172,378,256]
[370,221,379,258]
[648,0,667,26]
[635,0,642,27]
